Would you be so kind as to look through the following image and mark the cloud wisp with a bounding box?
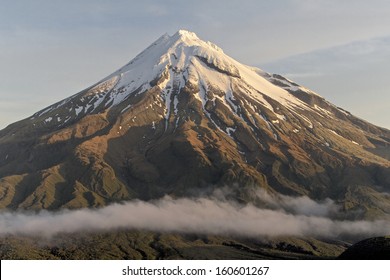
[0,194,389,240]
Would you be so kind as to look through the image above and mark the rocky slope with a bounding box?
[0,30,389,219]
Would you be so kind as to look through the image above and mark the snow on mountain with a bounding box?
[29,30,335,133]
[8,30,390,158]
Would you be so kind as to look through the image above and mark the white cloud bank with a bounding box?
[0,195,389,240]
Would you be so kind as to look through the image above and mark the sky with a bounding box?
[0,0,389,129]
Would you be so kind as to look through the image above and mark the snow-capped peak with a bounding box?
[31,30,329,132]
[173,29,199,40]
[89,29,234,97]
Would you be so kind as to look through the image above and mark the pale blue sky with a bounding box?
[1,0,389,128]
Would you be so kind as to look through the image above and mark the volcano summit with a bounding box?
[0,30,389,219]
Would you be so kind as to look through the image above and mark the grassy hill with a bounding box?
[0,231,348,260]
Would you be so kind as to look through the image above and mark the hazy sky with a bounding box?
[1,0,389,129]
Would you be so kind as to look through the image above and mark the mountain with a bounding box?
[0,30,389,217]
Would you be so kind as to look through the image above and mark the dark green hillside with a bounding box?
[0,231,347,260]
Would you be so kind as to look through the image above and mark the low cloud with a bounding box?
[253,189,341,217]
[0,194,389,240]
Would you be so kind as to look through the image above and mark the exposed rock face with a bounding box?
[0,30,389,217]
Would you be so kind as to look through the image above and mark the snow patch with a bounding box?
[225,87,238,114]
[329,129,341,137]
[314,104,333,118]
[275,114,286,121]
[296,114,313,128]
[75,106,83,116]
[226,127,236,136]
[121,104,132,113]
[87,76,119,96]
